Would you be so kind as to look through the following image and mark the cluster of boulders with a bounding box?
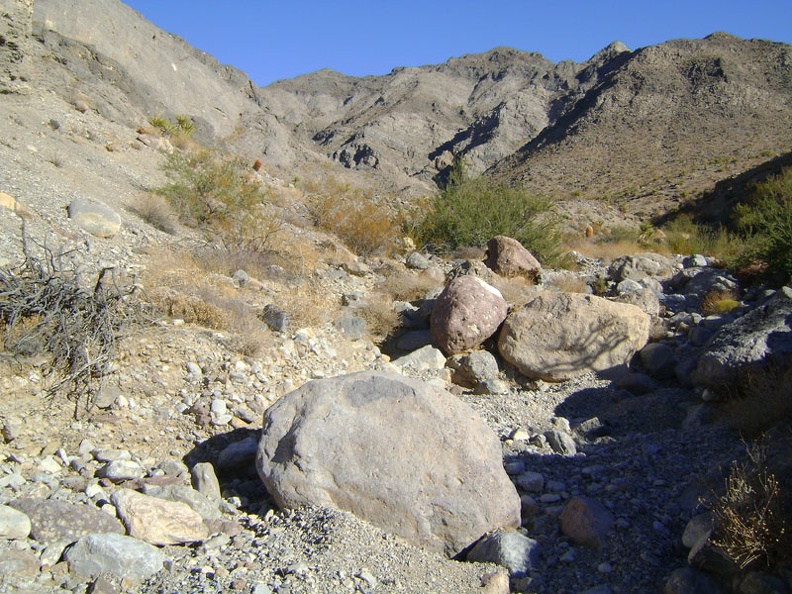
[2,227,791,593]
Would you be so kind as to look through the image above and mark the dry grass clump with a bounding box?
[129,194,178,235]
[491,275,542,307]
[306,178,403,257]
[357,295,401,342]
[700,288,741,315]
[709,444,792,571]
[377,268,442,303]
[140,246,273,356]
[543,271,590,293]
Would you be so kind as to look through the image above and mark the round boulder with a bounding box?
[256,370,521,557]
[498,292,650,381]
[430,275,509,356]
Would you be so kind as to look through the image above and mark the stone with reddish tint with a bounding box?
[430,275,508,356]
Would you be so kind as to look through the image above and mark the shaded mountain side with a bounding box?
[653,150,792,227]
[488,33,792,219]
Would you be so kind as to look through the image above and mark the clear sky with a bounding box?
[123,1,792,87]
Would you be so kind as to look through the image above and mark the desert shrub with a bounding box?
[306,180,402,257]
[142,247,274,356]
[709,444,792,571]
[416,162,562,265]
[130,194,178,234]
[734,166,792,284]
[663,214,745,263]
[156,149,278,249]
[0,244,142,408]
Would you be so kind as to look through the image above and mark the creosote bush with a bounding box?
[735,166,792,284]
[662,214,745,264]
[156,148,279,251]
[416,160,562,265]
[305,177,403,257]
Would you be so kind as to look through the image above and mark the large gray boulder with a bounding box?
[498,292,650,381]
[691,286,792,390]
[430,275,509,356]
[256,370,521,557]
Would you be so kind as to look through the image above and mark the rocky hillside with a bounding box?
[16,0,792,222]
[1,2,791,594]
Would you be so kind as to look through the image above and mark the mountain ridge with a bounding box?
[14,0,792,225]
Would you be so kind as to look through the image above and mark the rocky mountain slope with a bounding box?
[17,0,792,221]
[1,2,791,594]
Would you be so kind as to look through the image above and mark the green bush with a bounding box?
[158,149,262,225]
[148,114,195,137]
[416,161,561,265]
[735,167,792,283]
[662,214,745,264]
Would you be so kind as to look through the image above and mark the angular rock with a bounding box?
[466,530,541,577]
[559,496,613,550]
[64,533,166,582]
[544,429,577,456]
[395,329,433,352]
[9,498,124,545]
[140,484,221,521]
[217,435,259,472]
[614,287,661,318]
[498,292,650,381]
[406,251,430,270]
[0,547,40,579]
[691,286,792,391]
[96,459,146,482]
[448,350,500,389]
[430,275,509,356]
[191,462,222,502]
[663,567,725,594]
[639,342,678,380]
[256,370,521,557]
[608,253,675,283]
[0,504,31,539]
[111,488,209,545]
[393,344,447,372]
[67,198,122,238]
[484,235,542,280]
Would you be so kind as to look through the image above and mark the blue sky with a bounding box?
[123,1,792,87]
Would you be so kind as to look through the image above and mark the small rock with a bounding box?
[191,462,222,502]
[559,496,613,550]
[0,504,31,539]
[111,488,209,545]
[467,530,541,577]
[64,533,167,581]
[97,459,145,482]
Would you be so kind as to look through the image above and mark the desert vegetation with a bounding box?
[415,160,563,265]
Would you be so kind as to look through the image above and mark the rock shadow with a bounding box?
[182,427,274,515]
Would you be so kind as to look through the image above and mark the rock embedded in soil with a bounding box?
[64,532,167,582]
[256,370,521,557]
